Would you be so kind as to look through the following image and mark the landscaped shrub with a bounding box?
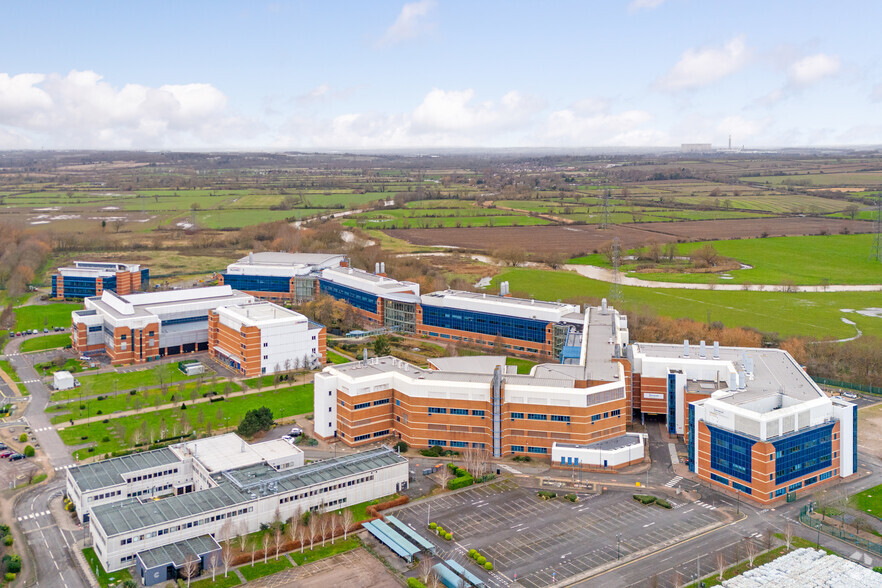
[477,556,486,565]
[468,549,477,558]
[513,455,532,462]
[429,522,437,530]
[655,499,672,509]
[484,562,493,571]
[537,490,557,500]
[394,441,408,452]
[4,554,19,572]
[18,433,26,443]
[407,578,427,588]
[3,536,13,547]
[96,395,105,401]
[436,527,445,535]
[23,445,34,457]
[447,462,458,472]
[564,493,578,502]
[5,573,15,582]
[96,410,102,415]
[475,473,496,483]
[444,532,452,540]
[129,390,137,395]
[447,475,474,490]
[419,444,445,457]
[455,468,469,477]
[633,494,657,505]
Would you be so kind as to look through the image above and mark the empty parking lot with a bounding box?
[393,479,727,587]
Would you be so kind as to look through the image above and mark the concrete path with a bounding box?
[563,263,882,292]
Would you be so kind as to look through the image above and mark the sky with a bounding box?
[1,0,881,151]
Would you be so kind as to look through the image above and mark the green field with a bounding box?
[83,547,133,588]
[492,268,882,340]
[58,384,313,458]
[196,209,323,229]
[743,172,882,186]
[60,363,213,399]
[48,379,242,423]
[327,350,351,364]
[0,360,21,383]
[19,333,71,353]
[848,484,882,517]
[10,303,80,334]
[507,357,537,374]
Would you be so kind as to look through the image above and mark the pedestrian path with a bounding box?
[664,476,683,487]
[694,500,717,511]
[32,426,53,432]
[54,465,73,472]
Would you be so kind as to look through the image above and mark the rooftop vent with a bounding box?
[699,340,706,359]
[683,340,690,358]
[601,298,608,313]
[713,341,720,360]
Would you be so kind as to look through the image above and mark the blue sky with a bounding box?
[1,0,880,149]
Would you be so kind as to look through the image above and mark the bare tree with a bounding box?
[784,522,794,550]
[745,538,758,568]
[263,532,271,564]
[182,553,199,588]
[274,525,283,560]
[716,551,726,580]
[289,512,302,549]
[299,525,308,554]
[672,571,683,588]
[343,509,354,541]
[222,543,234,578]
[308,513,320,550]
[320,512,330,547]
[251,535,258,567]
[437,467,452,491]
[329,512,339,545]
[236,523,249,555]
[418,556,434,585]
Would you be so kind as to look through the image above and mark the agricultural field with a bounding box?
[742,172,882,186]
[573,234,882,286]
[491,268,882,341]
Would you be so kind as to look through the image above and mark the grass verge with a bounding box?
[20,333,71,353]
[238,557,293,582]
[82,546,133,588]
[848,483,882,517]
[0,360,21,383]
[327,350,351,364]
[289,536,361,566]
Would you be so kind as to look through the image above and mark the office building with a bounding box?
[71,286,253,363]
[219,252,346,304]
[66,433,407,579]
[317,265,421,326]
[208,301,326,376]
[52,261,149,299]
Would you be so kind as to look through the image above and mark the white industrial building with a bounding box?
[66,434,407,576]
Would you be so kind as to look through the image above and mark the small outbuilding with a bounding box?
[53,371,76,391]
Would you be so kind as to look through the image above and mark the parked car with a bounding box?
[8,453,25,461]
[290,427,303,437]
[0,451,13,458]
[43,328,49,333]
[843,392,858,399]
[0,443,8,450]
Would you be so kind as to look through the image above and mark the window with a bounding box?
[773,422,833,484]
[340,400,345,407]
[396,399,400,406]
[511,412,524,420]
[428,407,447,414]
[708,424,753,483]
[710,473,729,486]
[420,305,549,343]
[472,410,485,416]
[451,441,467,448]
[372,430,389,437]
[527,446,548,454]
[732,481,752,495]
[450,408,468,415]
[788,481,802,492]
[353,434,371,442]
[603,412,609,418]
[610,409,621,417]
[511,445,525,453]
[471,443,485,448]
[804,475,818,486]
[428,440,447,447]
[373,399,390,406]
[550,415,570,423]
[527,414,547,421]
[591,414,601,423]
[775,487,787,497]
[354,402,371,410]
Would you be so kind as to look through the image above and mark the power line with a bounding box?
[872,196,882,262]
[610,236,623,302]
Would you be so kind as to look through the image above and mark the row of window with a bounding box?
[128,484,173,498]
[122,507,253,546]
[427,440,486,449]
[279,475,374,505]
[88,489,121,502]
[125,467,179,484]
[428,407,485,416]
[510,445,548,454]
[420,331,540,353]
[421,306,549,344]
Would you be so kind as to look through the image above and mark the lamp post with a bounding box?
[616,532,622,560]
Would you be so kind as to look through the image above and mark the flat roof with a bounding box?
[69,448,180,492]
[250,439,304,463]
[215,301,308,327]
[421,289,578,312]
[87,286,253,320]
[583,307,623,382]
[555,433,643,452]
[722,547,880,587]
[427,356,508,375]
[169,433,263,474]
[636,343,823,409]
[93,447,405,536]
[136,534,220,570]
[235,252,345,266]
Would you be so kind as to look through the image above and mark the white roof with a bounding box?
[214,301,308,327]
[170,433,263,474]
[722,548,881,587]
[320,266,420,297]
[250,439,303,463]
[420,290,580,322]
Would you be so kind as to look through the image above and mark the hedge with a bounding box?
[477,556,487,565]
[564,493,578,502]
[633,494,657,505]
[655,498,672,509]
[407,578,427,588]
[447,475,474,490]
[365,495,410,520]
[538,490,557,500]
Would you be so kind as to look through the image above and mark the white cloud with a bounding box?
[657,35,749,91]
[376,0,436,48]
[787,54,840,86]
[628,0,665,13]
[538,106,665,146]
[0,70,254,148]
[295,83,357,107]
[411,88,541,133]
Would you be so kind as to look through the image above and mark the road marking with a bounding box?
[682,508,694,514]
[54,465,74,471]
[642,522,655,528]
[664,476,683,488]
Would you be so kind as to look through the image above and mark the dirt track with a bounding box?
[386,217,874,255]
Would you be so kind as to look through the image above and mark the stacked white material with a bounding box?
[722,548,882,587]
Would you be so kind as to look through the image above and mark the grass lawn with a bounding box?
[12,302,80,333]
[69,363,212,397]
[289,536,361,566]
[848,484,882,517]
[238,557,292,582]
[0,360,22,383]
[506,357,537,374]
[35,358,83,376]
[327,350,351,364]
[59,383,313,458]
[493,268,882,340]
[341,495,397,523]
[189,573,241,588]
[20,333,71,353]
[83,546,133,588]
[48,379,243,423]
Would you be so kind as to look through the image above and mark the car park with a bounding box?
[0,451,13,459]
[843,391,858,399]
[8,454,24,461]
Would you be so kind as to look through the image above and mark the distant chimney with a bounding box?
[683,340,690,358]
[699,340,706,359]
[713,341,720,359]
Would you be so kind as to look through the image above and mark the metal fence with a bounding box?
[812,377,882,396]
[800,504,882,556]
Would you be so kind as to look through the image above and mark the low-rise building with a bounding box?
[219,252,346,303]
[208,301,326,376]
[52,261,148,299]
[318,265,421,327]
[66,434,407,577]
